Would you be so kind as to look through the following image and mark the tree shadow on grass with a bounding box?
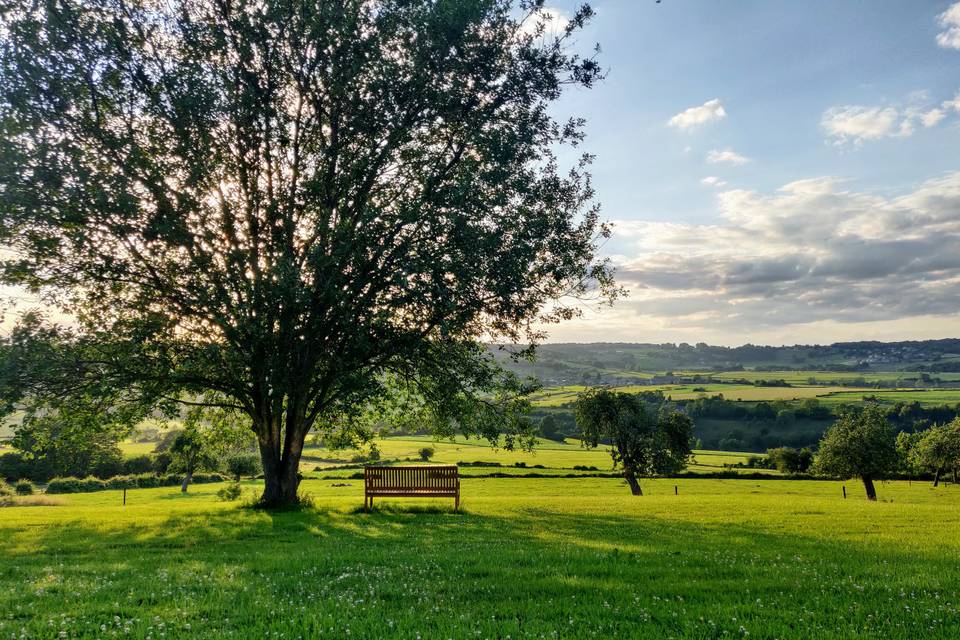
[1,502,959,638]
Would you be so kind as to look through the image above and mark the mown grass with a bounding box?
[1,477,959,638]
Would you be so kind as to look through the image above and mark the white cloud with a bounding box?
[937,2,960,49]
[700,176,727,187]
[944,91,960,113]
[518,7,569,38]
[921,108,946,128]
[821,106,899,144]
[822,91,959,145]
[667,99,727,130]
[706,149,750,165]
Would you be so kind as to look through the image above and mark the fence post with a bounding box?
[123,488,127,505]
[674,485,678,495]
[842,485,846,499]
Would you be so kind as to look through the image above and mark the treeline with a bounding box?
[532,394,960,453]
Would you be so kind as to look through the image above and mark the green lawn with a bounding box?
[2,477,959,638]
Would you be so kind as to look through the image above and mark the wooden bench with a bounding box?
[364,465,460,511]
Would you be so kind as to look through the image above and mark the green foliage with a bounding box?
[574,388,693,493]
[121,455,157,476]
[225,454,261,482]
[0,0,613,506]
[0,480,11,496]
[910,420,960,483]
[766,447,814,474]
[813,407,898,499]
[217,483,243,502]
[13,479,34,495]
[418,447,435,462]
[45,473,224,494]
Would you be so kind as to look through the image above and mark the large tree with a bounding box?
[0,0,616,505]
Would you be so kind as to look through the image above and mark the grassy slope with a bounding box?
[1,478,959,639]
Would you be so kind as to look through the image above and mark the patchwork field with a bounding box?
[1,477,959,639]
[530,381,960,408]
[530,383,877,406]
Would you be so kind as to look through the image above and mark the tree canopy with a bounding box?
[0,0,616,505]
[573,388,693,495]
[812,406,898,500]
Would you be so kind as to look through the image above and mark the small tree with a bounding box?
[912,422,960,486]
[225,454,261,482]
[812,407,898,500]
[418,447,435,462]
[574,389,693,495]
[539,415,563,441]
[169,427,216,493]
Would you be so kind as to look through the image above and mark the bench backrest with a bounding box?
[364,465,458,491]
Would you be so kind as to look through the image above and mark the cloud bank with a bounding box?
[599,172,960,339]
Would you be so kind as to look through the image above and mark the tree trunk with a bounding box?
[933,467,941,487]
[953,468,958,484]
[862,476,877,501]
[257,416,307,507]
[624,471,642,496]
[181,470,193,493]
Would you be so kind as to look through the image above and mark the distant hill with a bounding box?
[493,339,960,386]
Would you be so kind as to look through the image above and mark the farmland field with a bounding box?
[530,383,877,406]
[2,477,959,639]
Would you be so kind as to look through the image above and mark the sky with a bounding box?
[2,1,959,348]
[536,0,960,345]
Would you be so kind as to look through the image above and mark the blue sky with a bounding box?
[538,0,960,345]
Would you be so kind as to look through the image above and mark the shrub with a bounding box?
[0,480,12,496]
[46,477,85,494]
[225,453,261,481]
[135,474,160,488]
[106,475,138,490]
[418,447,435,462]
[217,482,243,501]
[122,455,156,475]
[14,479,35,495]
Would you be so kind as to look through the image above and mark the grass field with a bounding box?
[286,436,761,475]
[1,477,959,638]
[689,370,960,384]
[530,384,877,406]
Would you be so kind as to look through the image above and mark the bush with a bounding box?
[0,480,12,496]
[122,455,156,475]
[45,471,226,494]
[217,482,243,501]
[225,453,261,481]
[0,451,54,482]
[14,479,35,495]
[106,475,138,490]
[418,447,435,462]
[46,477,88,494]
